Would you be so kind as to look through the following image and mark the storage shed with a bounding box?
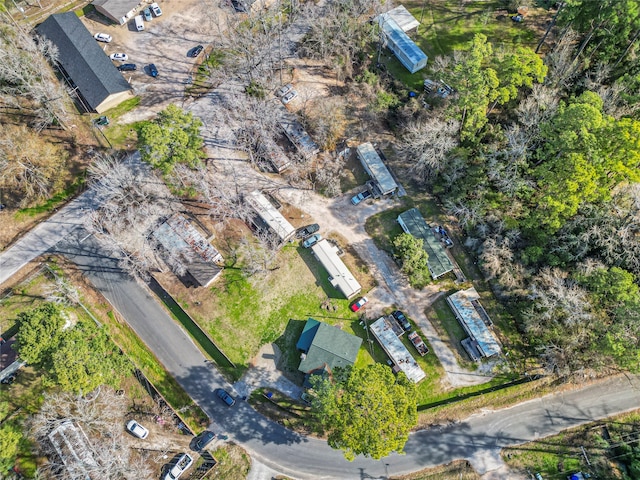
[397,208,454,279]
[35,13,134,113]
[378,5,420,32]
[92,0,143,24]
[356,142,398,196]
[311,239,361,299]
[379,17,427,74]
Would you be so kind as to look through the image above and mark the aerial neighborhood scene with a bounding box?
[2,0,640,478]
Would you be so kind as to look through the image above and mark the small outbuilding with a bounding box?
[397,208,454,279]
[296,318,362,376]
[447,287,501,359]
[35,12,134,113]
[356,142,398,196]
[92,0,144,24]
[311,239,362,299]
[378,5,420,32]
[245,190,296,245]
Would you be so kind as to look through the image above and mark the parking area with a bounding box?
[80,0,231,116]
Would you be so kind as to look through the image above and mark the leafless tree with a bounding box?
[544,28,582,90]
[397,117,460,182]
[301,96,348,151]
[445,199,481,229]
[43,276,81,306]
[479,236,525,290]
[28,388,153,479]
[236,230,280,279]
[515,84,559,138]
[0,23,70,130]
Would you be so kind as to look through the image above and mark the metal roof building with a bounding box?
[246,190,296,244]
[279,114,320,158]
[92,0,143,24]
[378,5,420,32]
[370,317,426,383]
[447,287,501,358]
[397,208,454,279]
[153,213,223,287]
[379,16,427,74]
[296,318,362,375]
[35,13,134,113]
[356,142,398,196]
[311,239,362,299]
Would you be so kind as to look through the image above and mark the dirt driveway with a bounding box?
[81,0,231,119]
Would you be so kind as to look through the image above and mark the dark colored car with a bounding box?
[94,115,109,126]
[216,388,236,407]
[231,0,247,12]
[296,223,320,239]
[194,430,215,450]
[148,63,158,77]
[189,45,204,58]
[393,310,411,331]
[118,63,137,72]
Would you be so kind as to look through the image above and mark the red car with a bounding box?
[350,297,368,312]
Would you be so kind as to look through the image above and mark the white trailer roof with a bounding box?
[311,239,361,299]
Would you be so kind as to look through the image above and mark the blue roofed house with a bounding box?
[296,319,362,382]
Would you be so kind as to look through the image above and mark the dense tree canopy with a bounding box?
[393,233,430,288]
[138,104,204,174]
[312,364,417,461]
[16,303,129,393]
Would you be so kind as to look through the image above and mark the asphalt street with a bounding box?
[47,228,640,479]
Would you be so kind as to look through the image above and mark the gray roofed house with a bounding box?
[245,190,296,245]
[297,318,362,375]
[92,0,143,24]
[35,12,134,113]
[152,213,223,287]
[447,287,501,359]
[378,5,420,32]
[397,208,454,279]
[356,142,398,196]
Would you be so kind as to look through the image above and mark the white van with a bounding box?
[134,15,144,31]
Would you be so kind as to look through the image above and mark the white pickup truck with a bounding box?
[164,453,193,480]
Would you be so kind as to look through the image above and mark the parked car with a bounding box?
[117,63,137,71]
[94,116,109,126]
[350,190,372,205]
[302,234,322,248]
[94,32,112,43]
[350,297,368,312]
[216,388,236,407]
[189,45,204,58]
[110,53,128,62]
[150,2,162,16]
[296,223,320,239]
[276,83,293,97]
[281,90,297,104]
[148,63,158,77]
[164,453,193,480]
[392,310,411,331]
[143,7,152,21]
[126,420,149,439]
[194,430,215,451]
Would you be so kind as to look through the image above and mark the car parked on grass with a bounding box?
[189,45,204,58]
[150,2,162,16]
[148,63,158,77]
[296,223,319,239]
[351,190,372,205]
[350,297,368,312]
[143,7,152,21]
[126,420,149,439]
[164,453,193,480]
[392,310,411,331]
[110,53,128,62]
[276,83,293,97]
[302,234,322,248]
[281,90,297,104]
[117,63,137,71]
[94,32,112,43]
[216,388,236,407]
[194,430,215,451]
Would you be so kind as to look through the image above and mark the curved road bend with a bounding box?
[48,228,640,479]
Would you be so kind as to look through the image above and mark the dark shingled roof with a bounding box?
[35,12,132,111]
[297,318,362,374]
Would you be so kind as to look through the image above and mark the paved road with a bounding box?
[46,228,640,479]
